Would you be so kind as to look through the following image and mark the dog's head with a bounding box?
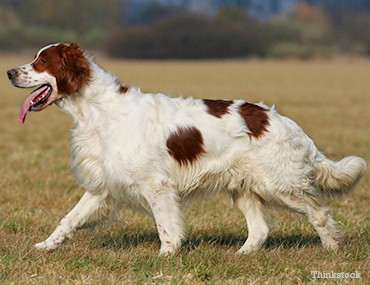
[7,43,91,123]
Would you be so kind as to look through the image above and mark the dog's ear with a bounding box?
[57,43,91,94]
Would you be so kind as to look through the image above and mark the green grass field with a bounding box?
[1,56,369,284]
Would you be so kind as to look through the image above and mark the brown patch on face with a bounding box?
[203,99,233,118]
[32,43,91,94]
[32,46,61,73]
[238,102,269,138]
[166,126,205,166]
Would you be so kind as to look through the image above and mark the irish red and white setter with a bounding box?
[7,43,366,255]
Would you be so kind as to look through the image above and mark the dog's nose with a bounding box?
[7,69,16,80]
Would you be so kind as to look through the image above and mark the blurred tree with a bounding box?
[217,6,245,20]
[286,2,332,44]
[0,4,20,30]
[17,0,121,34]
[106,12,268,59]
[132,1,183,24]
[266,2,333,58]
[339,11,370,54]
[0,4,21,49]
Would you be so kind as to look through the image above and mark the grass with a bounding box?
[1,55,369,284]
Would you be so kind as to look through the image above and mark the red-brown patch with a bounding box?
[203,99,233,118]
[238,102,269,138]
[114,79,129,94]
[32,43,91,94]
[119,84,129,94]
[166,126,205,166]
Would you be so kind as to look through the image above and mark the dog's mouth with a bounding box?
[19,84,53,124]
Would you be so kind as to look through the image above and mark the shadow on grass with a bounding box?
[184,233,321,251]
[95,230,322,252]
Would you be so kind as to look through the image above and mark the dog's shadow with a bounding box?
[95,230,322,252]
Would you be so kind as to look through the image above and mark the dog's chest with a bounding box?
[70,124,141,193]
[70,127,105,192]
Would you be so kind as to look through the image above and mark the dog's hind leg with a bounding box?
[141,180,186,256]
[306,204,341,250]
[35,191,106,251]
[279,194,341,250]
[232,191,271,254]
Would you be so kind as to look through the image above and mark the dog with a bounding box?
[7,43,366,255]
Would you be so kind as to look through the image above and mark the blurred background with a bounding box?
[1,0,370,59]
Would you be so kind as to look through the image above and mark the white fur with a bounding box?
[10,45,366,255]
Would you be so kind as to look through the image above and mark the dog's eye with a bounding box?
[40,58,47,65]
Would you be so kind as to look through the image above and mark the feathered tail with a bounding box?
[314,154,366,197]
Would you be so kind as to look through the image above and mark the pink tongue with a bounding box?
[18,85,49,124]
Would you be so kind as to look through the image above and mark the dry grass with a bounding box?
[1,55,369,284]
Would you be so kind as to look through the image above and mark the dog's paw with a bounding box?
[236,244,261,255]
[159,241,180,256]
[322,240,340,251]
[34,241,59,251]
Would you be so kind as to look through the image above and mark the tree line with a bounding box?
[1,0,370,59]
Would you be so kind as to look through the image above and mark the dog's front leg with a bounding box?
[35,191,104,251]
[142,182,186,256]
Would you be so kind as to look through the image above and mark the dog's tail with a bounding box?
[314,154,366,197]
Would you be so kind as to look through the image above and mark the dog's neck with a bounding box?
[55,61,129,126]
